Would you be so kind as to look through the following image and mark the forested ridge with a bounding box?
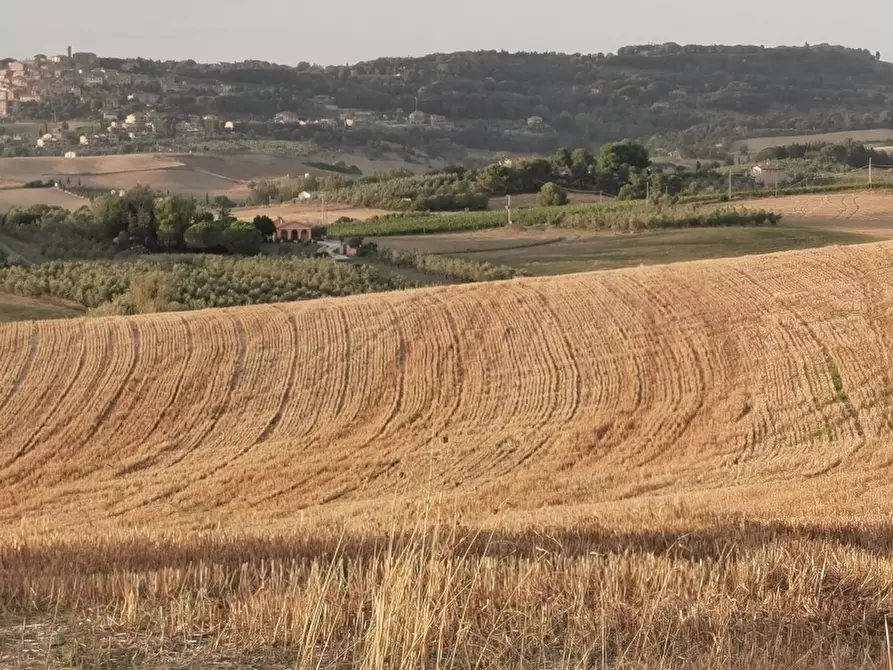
[90,43,893,153]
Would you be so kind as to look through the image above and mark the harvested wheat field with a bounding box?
[0,154,183,183]
[0,187,88,213]
[9,243,893,667]
[738,189,893,237]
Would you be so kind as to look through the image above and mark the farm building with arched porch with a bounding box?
[274,218,313,242]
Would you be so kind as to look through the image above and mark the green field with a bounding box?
[375,225,872,276]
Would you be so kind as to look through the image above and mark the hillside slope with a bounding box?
[151,44,893,153]
[4,242,893,532]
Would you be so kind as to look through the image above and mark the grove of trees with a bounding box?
[0,189,275,259]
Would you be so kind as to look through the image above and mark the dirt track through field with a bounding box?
[5,242,893,531]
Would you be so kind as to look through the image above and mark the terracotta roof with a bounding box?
[274,219,312,231]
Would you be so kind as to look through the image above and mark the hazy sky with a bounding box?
[3,0,892,65]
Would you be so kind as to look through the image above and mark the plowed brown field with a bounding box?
[4,241,893,533]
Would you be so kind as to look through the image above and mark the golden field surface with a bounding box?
[7,243,893,666]
[234,201,392,224]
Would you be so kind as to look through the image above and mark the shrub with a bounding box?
[374,247,524,282]
[537,182,569,207]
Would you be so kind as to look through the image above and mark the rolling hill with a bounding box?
[3,241,893,533]
[115,43,893,155]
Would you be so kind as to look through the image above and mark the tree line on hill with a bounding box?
[756,139,893,169]
[0,190,284,259]
[247,139,761,211]
[248,140,657,209]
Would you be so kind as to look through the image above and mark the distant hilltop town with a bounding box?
[1,48,105,117]
[0,47,463,158]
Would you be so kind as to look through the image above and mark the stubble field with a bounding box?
[735,190,893,237]
[0,152,435,213]
[235,201,392,224]
[6,242,893,666]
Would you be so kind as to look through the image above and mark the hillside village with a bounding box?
[0,48,468,158]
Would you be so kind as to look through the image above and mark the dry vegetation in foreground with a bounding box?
[9,242,893,666]
[7,512,893,668]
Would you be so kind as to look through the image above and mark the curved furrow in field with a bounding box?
[24,318,160,487]
[8,318,143,516]
[47,320,142,476]
[587,278,653,464]
[181,306,328,513]
[832,246,893,458]
[177,307,295,495]
[105,312,244,518]
[158,307,296,515]
[0,320,90,478]
[502,282,583,471]
[236,299,398,509]
[597,273,686,468]
[430,285,548,484]
[350,292,468,493]
[726,256,861,472]
[9,242,893,529]
[157,311,246,469]
[771,249,882,468]
[126,314,195,454]
[538,274,627,470]
[638,266,740,479]
[409,291,467,447]
[619,269,720,471]
[232,301,370,510]
[687,267,777,475]
[0,322,37,414]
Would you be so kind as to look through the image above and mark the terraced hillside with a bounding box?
[3,241,893,533]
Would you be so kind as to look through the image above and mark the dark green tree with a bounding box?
[211,195,235,220]
[184,221,223,251]
[552,147,573,170]
[537,182,569,206]
[222,221,262,254]
[252,215,277,238]
[156,196,197,248]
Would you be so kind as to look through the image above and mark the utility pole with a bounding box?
[728,169,732,200]
[505,194,512,226]
[869,157,873,186]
